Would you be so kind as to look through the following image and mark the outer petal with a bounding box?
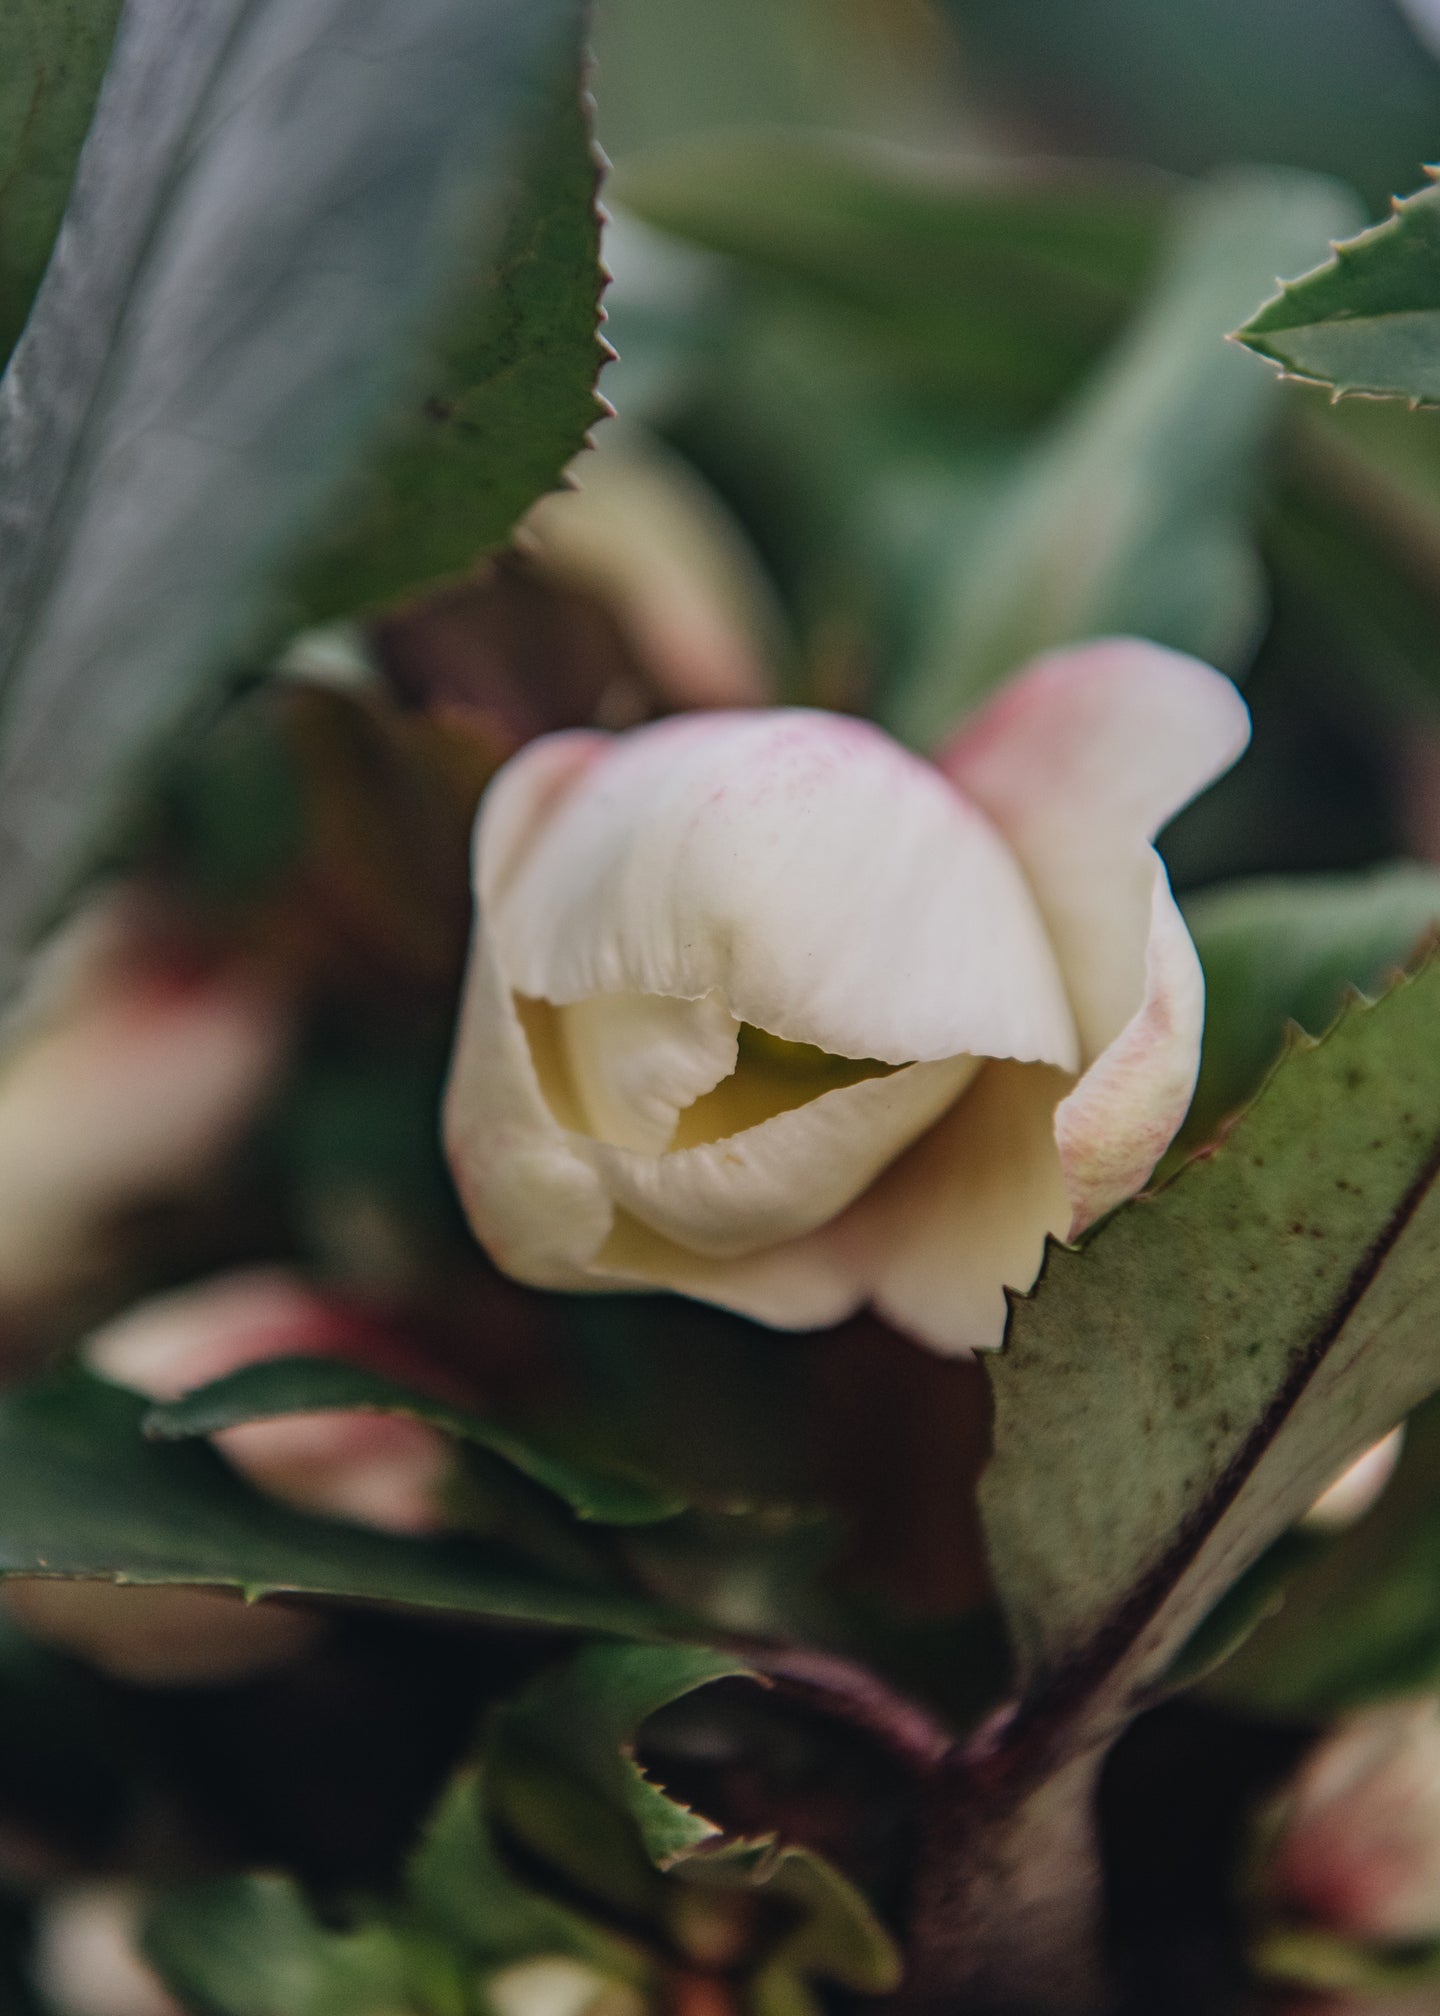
[443,927,615,1290]
[940,640,1250,1232]
[482,709,1077,1072]
[853,1060,1074,1355]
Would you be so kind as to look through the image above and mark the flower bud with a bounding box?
[446,644,1248,1353]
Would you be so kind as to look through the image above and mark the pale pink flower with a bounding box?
[444,641,1248,1353]
[0,890,292,1308]
[1261,1700,1440,1945]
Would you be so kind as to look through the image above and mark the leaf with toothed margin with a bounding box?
[980,956,1440,1756]
[284,19,613,626]
[0,1367,672,1637]
[0,0,589,1009]
[490,1643,902,1998]
[144,1354,687,1527]
[1239,171,1440,404]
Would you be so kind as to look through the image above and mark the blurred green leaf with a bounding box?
[144,1874,437,2016]
[409,1762,649,1978]
[943,0,1440,214]
[290,30,609,623]
[0,1368,671,1636]
[494,1644,901,1995]
[617,136,1171,417]
[885,169,1362,749]
[0,0,120,367]
[1241,175,1440,402]
[1178,864,1440,1152]
[1253,1921,1440,1995]
[1266,391,1440,717]
[1209,1394,1440,1714]
[0,0,582,1004]
[146,1355,687,1528]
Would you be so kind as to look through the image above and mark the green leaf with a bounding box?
[615,135,1170,417]
[884,169,1362,749]
[1178,864,1440,1153]
[1208,1393,1440,1715]
[982,958,1440,1740]
[288,29,609,624]
[1252,1923,1440,1996]
[1240,174,1440,404]
[493,1644,901,1996]
[0,0,582,1003]
[0,0,121,367]
[909,963,1440,1999]
[145,1356,687,1527]
[0,1367,670,1637]
[408,1763,649,1980]
[144,1874,440,2016]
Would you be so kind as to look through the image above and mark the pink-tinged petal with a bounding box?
[483,709,1077,1071]
[940,640,1249,1236]
[939,639,1249,1061]
[1053,862,1203,1234]
[0,892,293,1306]
[86,1270,450,1536]
[850,1060,1074,1356]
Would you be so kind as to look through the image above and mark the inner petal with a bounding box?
[671,1024,897,1149]
[557,989,739,1154]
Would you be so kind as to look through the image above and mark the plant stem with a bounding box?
[906,1738,1113,2015]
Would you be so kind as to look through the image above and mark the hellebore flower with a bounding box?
[444,641,1249,1354]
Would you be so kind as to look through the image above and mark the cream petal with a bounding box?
[481,709,1078,1072]
[591,1211,867,1331]
[557,988,739,1154]
[938,638,1249,1062]
[853,1059,1075,1356]
[592,1054,977,1259]
[443,925,617,1290]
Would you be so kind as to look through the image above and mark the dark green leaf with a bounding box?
[289,31,609,623]
[982,960,1440,1748]
[1240,175,1440,404]
[1209,1394,1440,1715]
[0,0,121,367]
[493,1644,901,1995]
[885,169,1361,749]
[145,1356,687,1527]
[615,136,1170,417]
[0,1368,670,1637]
[408,1763,649,1978]
[1178,864,1440,1154]
[0,0,581,1002]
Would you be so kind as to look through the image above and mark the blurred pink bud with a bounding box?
[3,1580,318,1687]
[0,891,292,1308]
[522,439,780,713]
[86,1269,453,1535]
[31,1881,182,2016]
[1303,1428,1405,1533]
[1261,1699,1440,1944]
